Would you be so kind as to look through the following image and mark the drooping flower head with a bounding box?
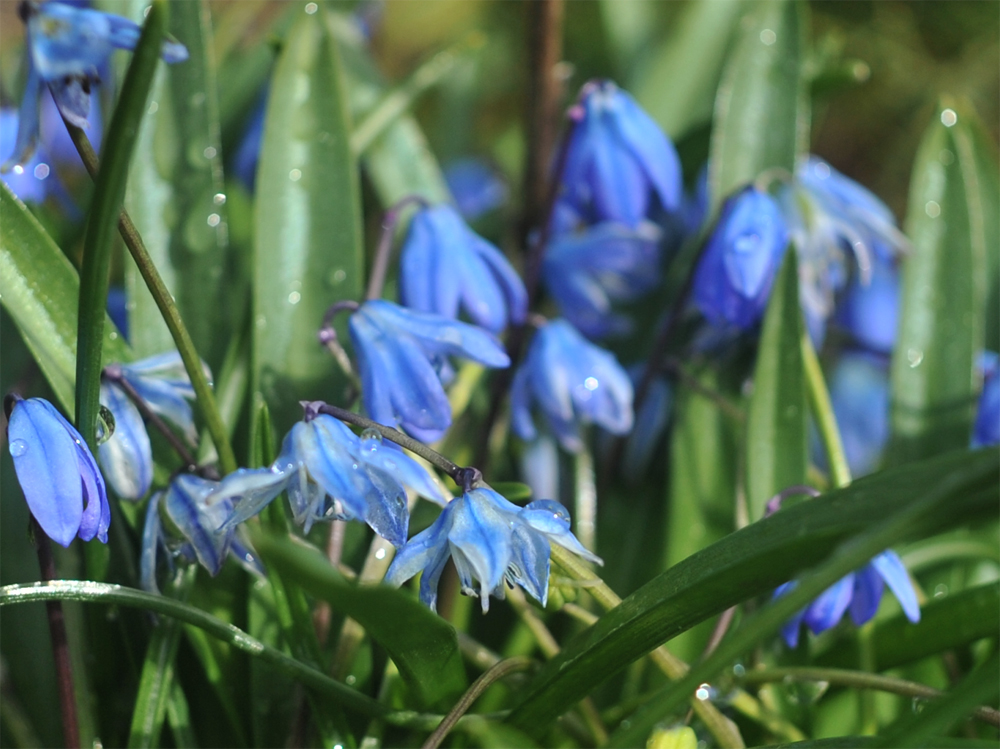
[973,352,999,448]
[348,300,510,442]
[6,395,110,546]
[511,319,634,452]
[776,550,920,648]
[386,488,601,613]
[443,158,508,221]
[542,220,662,338]
[834,255,899,355]
[692,186,789,331]
[5,0,188,170]
[822,352,890,478]
[560,80,682,227]
[399,204,527,334]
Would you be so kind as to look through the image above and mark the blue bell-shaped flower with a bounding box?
[834,255,899,355]
[510,319,633,452]
[560,80,681,227]
[542,220,662,338]
[162,474,236,576]
[6,395,110,546]
[776,550,920,648]
[823,352,890,478]
[5,0,188,171]
[692,186,788,331]
[399,204,527,334]
[386,488,601,613]
[973,352,999,448]
[349,300,510,442]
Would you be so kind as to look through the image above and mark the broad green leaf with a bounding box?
[76,1,164,445]
[817,582,1000,672]
[709,0,807,211]
[747,250,808,520]
[125,0,232,368]
[889,106,984,463]
[632,0,742,140]
[252,531,467,708]
[253,10,364,435]
[506,448,998,733]
[0,185,131,413]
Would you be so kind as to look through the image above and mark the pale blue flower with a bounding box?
[511,319,633,452]
[822,352,890,477]
[400,204,527,334]
[834,255,899,355]
[6,395,109,546]
[386,488,601,613]
[349,300,510,442]
[973,352,999,448]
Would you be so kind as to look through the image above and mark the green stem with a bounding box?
[738,666,1000,727]
[801,333,852,489]
[64,129,238,475]
[74,2,165,448]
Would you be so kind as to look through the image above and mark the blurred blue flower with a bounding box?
[511,319,633,452]
[776,550,920,648]
[973,352,999,448]
[5,0,188,171]
[210,410,449,545]
[620,368,672,480]
[98,352,202,499]
[834,255,899,355]
[6,395,109,546]
[561,80,681,227]
[163,474,237,576]
[232,87,267,192]
[400,204,527,334]
[386,488,601,613]
[519,434,561,505]
[349,300,510,442]
[692,186,788,331]
[443,158,508,221]
[543,220,662,338]
[822,352,890,477]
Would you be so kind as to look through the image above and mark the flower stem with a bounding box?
[801,332,851,489]
[32,523,80,749]
[63,127,238,476]
[365,195,429,301]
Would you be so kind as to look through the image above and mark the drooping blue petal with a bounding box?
[98,382,153,500]
[871,550,920,623]
[360,436,450,506]
[835,255,899,354]
[519,434,559,502]
[803,574,855,635]
[385,508,454,609]
[300,417,370,521]
[48,76,90,129]
[973,352,999,447]
[849,562,884,626]
[449,491,514,612]
[163,475,232,576]
[140,491,166,594]
[119,356,199,445]
[825,352,890,478]
[520,499,602,565]
[3,61,43,172]
[228,531,266,577]
[509,521,551,605]
[74,432,109,543]
[444,158,508,220]
[212,467,289,532]
[8,398,87,547]
[611,89,682,214]
[774,581,807,648]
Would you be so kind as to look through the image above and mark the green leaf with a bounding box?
[76,0,165,446]
[746,249,808,520]
[251,530,467,708]
[632,0,742,140]
[505,448,998,734]
[125,0,232,369]
[253,10,364,435]
[709,0,807,211]
[0,185,131,413]
[888,106,985,463]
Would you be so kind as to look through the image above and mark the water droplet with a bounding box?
[305,1,317,13]
[733,663,745,677]
[289,168,302,182]
[207,213,221,227]
[375,548,386,560]
[933,583,948,598]
[760,28,776,45]
[33,163,49,180]
[329,269,347,285]
[925,200,940,218]
[96,406,116,445]
[256,314,267,329]
[109,331,118,340]
[203,146,217,160]
[695,683,715,701]
[213,193,227,205]
[12,165,23,175]
[939,149,954,165]
[941,109,957,127]
[9,439,27,457]
[345,675,356,685]
[287,291,301,305]
[907,348,924,368]
[147,101,159,114]
[584,376,598,391]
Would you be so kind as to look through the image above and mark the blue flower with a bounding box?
[692,186,788,331]
[209,410,449,546]
[6,396,109,546]
[399,204,527,334]
[349,300,510,442]
[542,220,662,338]
[231,87,267,192]
[511,319,633,452]
[561,80,682,227]
[386,488,601,613]
[98,352,201,500]
[834,255,899,355]
[776,550,920,648]
[620,368,673,480]
[973,352,999,448]
[823,352,890,477]
[5,0,188,171]
[443,158,508,221]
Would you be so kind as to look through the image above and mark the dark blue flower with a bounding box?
[561,80,682,227]
[692,186,788,331]
[209,410,449,546]
[162,474,237,576]
[776,550,919,648]
[399,204,527,334]
[823,352,890,477]
[6,396,109,546]
[386,488,601,613]
[542,220,662,338]
[973,352,999,448]
[349,300,510,442]
[511,319,633,452]
[5,0,188,171]
[834,255,899,355]
[443,158,508,221]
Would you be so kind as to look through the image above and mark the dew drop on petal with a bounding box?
[375,547,386,560]
[9,439,27,457]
